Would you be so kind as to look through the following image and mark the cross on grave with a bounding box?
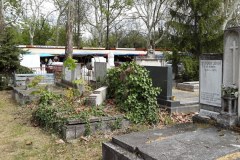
[230,40,238,84]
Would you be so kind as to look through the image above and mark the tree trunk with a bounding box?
[65,0,74,59]
[55,16,61,46]
[0,0,4,31]
[76,0,81,49]
[30,33,34,46]
[106,0,110,50]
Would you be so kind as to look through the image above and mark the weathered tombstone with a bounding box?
[194,54,223,123]
[221,27,240,126]
[195,27,240,127]
[94,62,107,82]
[199,54,223,112]
[60,63,83,91]
[107,52,115,68]
[63,67,72,82]
[91,57,106,69]
[223,27,240,86]
[63,63,81,83]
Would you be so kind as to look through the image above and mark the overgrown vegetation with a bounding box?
[32,87,120,136]
[63,57,77,71]
[107,62,160,124]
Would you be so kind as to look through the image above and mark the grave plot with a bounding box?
[103,123,240,160]
[194,27,240,128]
[12,63,130,140]
[33,91,129,140]
[12,74,60,105]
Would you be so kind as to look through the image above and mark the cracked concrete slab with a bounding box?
[103,123,240,160]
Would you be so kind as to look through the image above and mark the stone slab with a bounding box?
[166,104,199,114]
[103,123,240,160]
[176,83,199,92]
[198,109,220,120]
[63,116,129,140]
[183,81,199,85]
[216,114,238,128]
[200,58,222,107]
[102,142,143,160]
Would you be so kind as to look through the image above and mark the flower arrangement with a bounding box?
[222,84,238,98]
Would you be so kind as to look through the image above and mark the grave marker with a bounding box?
[200,57,222,108]
[94,62,107,82]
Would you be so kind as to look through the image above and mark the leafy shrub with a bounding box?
[63,57,77,70]
[107,62,160,124]
[33,89,107,135]
[34,103,69,132]
[181,57,199,81]
[0,74,11,90]
[15,65,33,74]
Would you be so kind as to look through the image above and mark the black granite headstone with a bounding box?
[145,66,180,107]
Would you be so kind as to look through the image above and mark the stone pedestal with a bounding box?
[221,95,238,115]
[216,113,238,128]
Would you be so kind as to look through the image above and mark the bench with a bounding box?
[14,74,55,86]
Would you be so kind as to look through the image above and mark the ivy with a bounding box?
[63,57,77,71]
[107,62,161,124]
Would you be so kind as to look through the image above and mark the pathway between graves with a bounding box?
[173,88,199,105]
[0,91,106,160]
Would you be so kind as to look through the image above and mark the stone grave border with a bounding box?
[63,115,130,140]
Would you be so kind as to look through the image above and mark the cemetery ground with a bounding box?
[0,90,109,160]
[0,90,195,159]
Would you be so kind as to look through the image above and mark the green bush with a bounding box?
[107,62,160,124]
[15,65,33,74]
[181,57,199,81]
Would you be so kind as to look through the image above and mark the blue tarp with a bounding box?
[40,53,55,57]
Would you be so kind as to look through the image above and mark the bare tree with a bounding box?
[221,0,240,29]
[85,0,132,48]
[53,0,68,46]
[74,0,87,48]
[133,0,172,48]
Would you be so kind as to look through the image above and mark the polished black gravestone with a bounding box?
[144,66,180,108]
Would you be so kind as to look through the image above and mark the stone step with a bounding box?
[102,142,143,160]
[164,104,200,114]
[103,124,198,160]
[103,124,240,160]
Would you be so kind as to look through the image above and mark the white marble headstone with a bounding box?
[64,67,72,82]
[107,52,115,68]
[63,63,81,82]
[223,30,240,86]
[223,27,240,117]
[200,60,222,107]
